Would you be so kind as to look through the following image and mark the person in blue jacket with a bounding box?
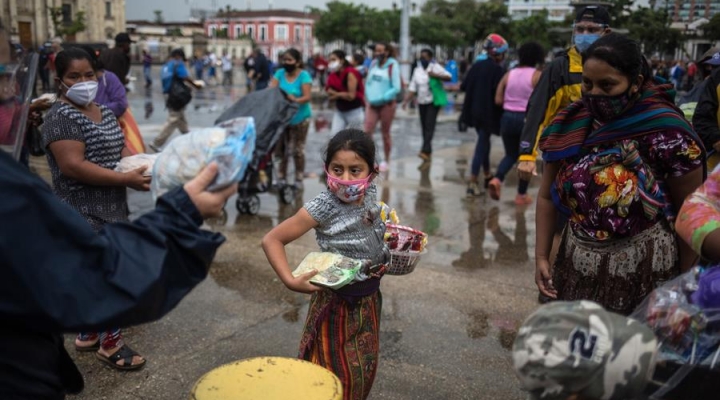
[364,42,401,171]
[0,20,237,398]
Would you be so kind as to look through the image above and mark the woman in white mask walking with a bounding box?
[326,49,365,133]
[42,48,151,371]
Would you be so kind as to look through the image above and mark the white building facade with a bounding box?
[1,0,126,48]
[507,0,575,21]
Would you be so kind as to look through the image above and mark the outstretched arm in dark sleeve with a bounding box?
[0,151,225,333]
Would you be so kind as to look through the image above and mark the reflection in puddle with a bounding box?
[415,168,440,236]
[488,207,529,265]
[452,205,491,269]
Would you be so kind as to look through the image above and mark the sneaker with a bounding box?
[274,179,287,190]
[418,152,431,161]
[149,143,161,153]
[379,161,389,172]
[294,180,304,190]
[466,182,482,197]
[487,177,502,201]
[515,194,534,205]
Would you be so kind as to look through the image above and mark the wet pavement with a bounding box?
[61,66,542,400]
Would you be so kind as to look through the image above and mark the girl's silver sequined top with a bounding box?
[304,184,390,276]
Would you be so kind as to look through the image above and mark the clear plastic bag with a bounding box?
[631,265,720,397]
[114,154,157,176]
[291,252,371,290]
[151,117,256,199]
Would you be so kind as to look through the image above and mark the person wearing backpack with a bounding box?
[364,42,401,171]
[402,48,451,170]
[326,49,365,133]
[151,49,202,152]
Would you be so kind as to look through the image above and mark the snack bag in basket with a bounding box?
[151,117,256,199]
[292,252,364,290]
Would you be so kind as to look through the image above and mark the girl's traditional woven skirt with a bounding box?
[299,289,382,400]
[553,221,679,315]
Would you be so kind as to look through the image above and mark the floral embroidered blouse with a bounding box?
[553,130,703,241]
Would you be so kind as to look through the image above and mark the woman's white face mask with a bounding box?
[62,80,98,107]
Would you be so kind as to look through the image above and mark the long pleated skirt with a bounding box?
[299,289,382,400]
[553,221,679,316]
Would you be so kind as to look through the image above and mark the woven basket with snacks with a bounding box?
[384,224,427,275]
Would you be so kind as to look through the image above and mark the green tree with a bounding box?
[154,10,164,24]
[313,2,402,46]
[605,0,635,28]
[411,0,477,47]
[314,2,375,45]
[411,14,460,47]
[625,8,683,56]
[510,9,551,48]
[473,0,511,43]
[701,13,720,41]
[48,7,87,39]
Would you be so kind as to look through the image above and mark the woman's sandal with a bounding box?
[95,344,146,371]
[75,337,100,352]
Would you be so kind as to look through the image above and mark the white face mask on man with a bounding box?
[62,81,98,107]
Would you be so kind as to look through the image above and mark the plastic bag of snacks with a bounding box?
[151,117,256,199]
[114,153,157,176]
[631,266,720,397]
[378,201,400,225]
[292,252,370,290]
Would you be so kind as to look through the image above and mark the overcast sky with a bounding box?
[125,0,392,21]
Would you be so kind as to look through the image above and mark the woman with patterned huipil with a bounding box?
[535,34,705,315]
[42,48,151,371]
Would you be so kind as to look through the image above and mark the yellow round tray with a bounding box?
[189,356,343,400]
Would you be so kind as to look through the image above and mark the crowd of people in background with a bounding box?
[11,3,720,398]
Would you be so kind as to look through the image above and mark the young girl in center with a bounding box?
[262,129,390,400]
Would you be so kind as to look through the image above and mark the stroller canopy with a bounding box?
[215,88,299,163]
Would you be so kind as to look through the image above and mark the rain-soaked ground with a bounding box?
[40,66,543,400]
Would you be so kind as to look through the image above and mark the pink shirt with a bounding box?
[503,67,535,112]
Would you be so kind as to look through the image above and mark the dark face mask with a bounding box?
[582,90,635,123]
[283,63,297,72]
[420,59,430,69]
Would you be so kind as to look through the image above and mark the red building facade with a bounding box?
[204,9,317,62]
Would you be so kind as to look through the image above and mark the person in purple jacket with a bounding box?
[81,45,128,118]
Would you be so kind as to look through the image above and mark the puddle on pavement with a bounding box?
[466,310,490,339]
[209,260,296,305]
[465,309,520,349]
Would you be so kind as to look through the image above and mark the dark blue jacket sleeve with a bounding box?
[0,151,225,333]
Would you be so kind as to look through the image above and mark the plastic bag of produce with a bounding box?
[151,117,256,199]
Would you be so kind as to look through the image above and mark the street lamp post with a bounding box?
[399,0,411,82]
[303,6,312,59]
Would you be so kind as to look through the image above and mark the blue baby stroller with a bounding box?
[214,88,299,215]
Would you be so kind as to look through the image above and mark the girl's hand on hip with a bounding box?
[286,270,322,294]
[535,258,557,299]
